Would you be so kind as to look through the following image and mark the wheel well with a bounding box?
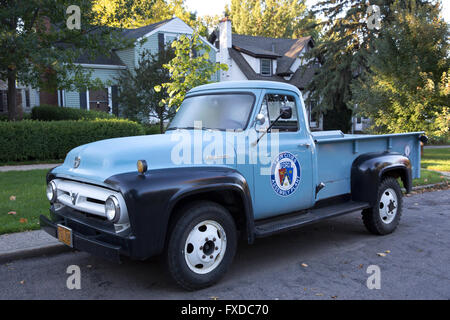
[168,189,248,241]
[382,168,409,191]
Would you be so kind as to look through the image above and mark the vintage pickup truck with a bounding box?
[40,81,426,290]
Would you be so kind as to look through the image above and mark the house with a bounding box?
[210,18,323,130]
[0,18,216,117]
[57,18,217,114]
[0,81,40,116]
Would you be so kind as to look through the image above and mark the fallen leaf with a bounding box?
[8,211,17,215]
[9,195,16,201]
[377,253,387,257]
[20,280,25,285]
[424,179,428,182]
[210,296,219,300]
[315,293,324,296]
[331,296,338,299]
[87,265,92,268]
[19,218,28,223]
[301,263,308,268]
[385,250,391,254]
[358,264,364,269]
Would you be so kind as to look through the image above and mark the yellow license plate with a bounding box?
[57,224,73,247]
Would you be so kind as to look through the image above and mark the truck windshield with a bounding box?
[167,93,255,131]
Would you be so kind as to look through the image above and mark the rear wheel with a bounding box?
[362,177,403,235]
[166,201,237,290]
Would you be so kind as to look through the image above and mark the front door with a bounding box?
[252,91,314,220]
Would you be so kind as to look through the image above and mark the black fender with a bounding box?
[351,152,412,206]
[105,167,254,260]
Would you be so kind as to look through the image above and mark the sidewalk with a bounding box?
[0,230,69,263]
[0,163,62,172]
[424,145,450,149]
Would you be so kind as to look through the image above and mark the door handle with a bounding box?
[298,143,311,148]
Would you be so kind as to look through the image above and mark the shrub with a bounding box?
[0,119,145,162]
[31,105,115,121]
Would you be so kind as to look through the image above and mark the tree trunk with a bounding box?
[158,106,164,134]
[7,69,17,121]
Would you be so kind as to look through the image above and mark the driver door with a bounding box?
[251,90,314,220]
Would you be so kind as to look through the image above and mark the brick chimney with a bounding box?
[219,17,232,80]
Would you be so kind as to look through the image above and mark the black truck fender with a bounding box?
[105,167,255,260]
[351,152,412,206]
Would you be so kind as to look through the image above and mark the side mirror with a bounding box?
[280,106,292,119]
[255,113,266,125]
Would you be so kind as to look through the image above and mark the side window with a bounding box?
[266,94,299,132]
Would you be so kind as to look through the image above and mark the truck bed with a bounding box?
[311,131,423,201]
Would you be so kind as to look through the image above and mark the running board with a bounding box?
[254,201,370,238]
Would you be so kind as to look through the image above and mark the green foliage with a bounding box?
[31,105,115,121]
[94,0,194,29]
[351,1,449,141]
[229,0,319,39]
[155,31,228,108]
[0,0,139,120]
[0,119,144,162]
[116,47,175,132]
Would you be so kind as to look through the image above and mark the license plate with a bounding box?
[57,224,73,247]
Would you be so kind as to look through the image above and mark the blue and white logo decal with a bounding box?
[270,152,301,196]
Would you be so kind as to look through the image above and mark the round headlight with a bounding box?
[105,196,120,222]
[46,181,57,203]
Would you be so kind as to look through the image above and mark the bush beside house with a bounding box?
[0,119,145,162]
[31,105,115,121]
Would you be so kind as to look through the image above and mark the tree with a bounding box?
[0,0,139,120]
[155,31,228,108]
[351,1,449,141]
[116,46,176,133]
[93,0,194,29]
[228,0,319,39]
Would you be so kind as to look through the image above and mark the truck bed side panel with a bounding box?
[315,133,421,201]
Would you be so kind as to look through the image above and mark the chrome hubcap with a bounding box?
[379,188,398,224]
[184,220,227,274]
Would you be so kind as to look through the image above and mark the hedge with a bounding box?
[0,119,145,162]
[31,105,115,121]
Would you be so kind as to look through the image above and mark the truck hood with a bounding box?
[51,131,237,184]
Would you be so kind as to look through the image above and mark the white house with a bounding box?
[210,18,323,130]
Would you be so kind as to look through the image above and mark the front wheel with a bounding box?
[165,201,237,290]
[362,177,403,235]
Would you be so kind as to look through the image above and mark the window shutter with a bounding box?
[79,91,87,109]
[158,33,165,53]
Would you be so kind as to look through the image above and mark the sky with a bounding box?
[184,0,450,22]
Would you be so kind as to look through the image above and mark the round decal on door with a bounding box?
[270,152,301,197]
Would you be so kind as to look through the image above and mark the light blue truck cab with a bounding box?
[40,81,426,290]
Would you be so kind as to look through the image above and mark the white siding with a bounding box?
[242,53,260,74]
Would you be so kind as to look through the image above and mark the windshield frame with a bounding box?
[167,91,257,132]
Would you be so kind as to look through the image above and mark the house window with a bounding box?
[25,89,30,108]
[309,100,318,127]
[261,59,272,76]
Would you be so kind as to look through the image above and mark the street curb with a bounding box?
[0,242,71,264]
[402,181,449,193]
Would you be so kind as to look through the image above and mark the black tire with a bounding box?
[362,177,403,235]
[165,201,237,291]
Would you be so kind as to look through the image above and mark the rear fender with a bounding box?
[351,152,412,206]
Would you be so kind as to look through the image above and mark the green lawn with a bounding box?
[0,170,49,235]
[409,169,448,187]
[421,148,450,172]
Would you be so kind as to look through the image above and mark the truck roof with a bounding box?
[188,80,302,96]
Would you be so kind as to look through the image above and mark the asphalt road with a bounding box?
[1,189,449,300]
